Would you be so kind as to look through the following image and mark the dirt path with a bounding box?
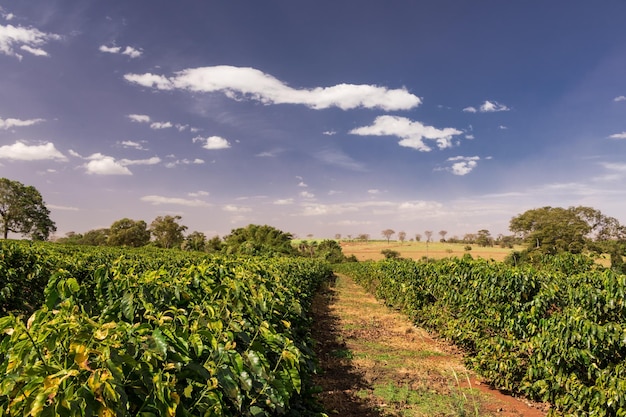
[311,274,549,417]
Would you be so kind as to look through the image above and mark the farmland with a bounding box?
[1,237,626,416]
[340,240,523,262]
[0,241,332,416]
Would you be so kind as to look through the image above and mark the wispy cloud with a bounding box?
[314,148,367,171]
[127,114,151,123]
[614,96,626,102]
[0,141,66,161]
[350,115,463,151]
[464,100,510,113]
[608,132,626,140]
[99,44,142,58]
[193,135,231,150]
[118,140,148,150]
[273,198,294,205]
[119,156,161,166]
[223,204,252,213]
[141,195,211,207]
[164,158,205,168]
[125,65,422,111]
[0,116,45,129]
[0,23,61,59]
[48,204,79,211]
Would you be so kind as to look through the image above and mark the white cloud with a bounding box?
[479,100,510,112]
[274,198,294,205]
[300,191,315,199]
[463,101,510,113]
[150,121,172,129]
[119,156,161,166]
[84,153,132,175]
[0,116,44,129]
[164,158,205,168]
[323,130,337,136]
[445,156,480,176]
[124,73,174,90]
[0,141,66,161]
[141,195,211,207]
[127,114,151,123]
[255,149,283,157]
[125,65,421,111]
[119,140,147,150]
[0,23,60,59]
[188,190,209,197]
[465,134,475,140]
[367,189,380,194]
[499,125,508,130]
[601,162,626,172]
[350,115,463,152]
[298,181,308,187]
[223,204,252,213]
[99,44,142,58]
[20,45,48,56]
[193,135,231,150]
[608,132,626,140]
[614,96,626,102]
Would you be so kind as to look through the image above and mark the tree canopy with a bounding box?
[0,178,56,240]
[509,206,625,255]
[222,224,295,256]
[107,218,151,247]
[150,215,187,249]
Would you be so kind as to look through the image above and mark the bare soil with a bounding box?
[311,274,549,416]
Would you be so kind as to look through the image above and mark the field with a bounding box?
[340,240,522,262]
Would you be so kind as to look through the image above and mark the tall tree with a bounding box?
[398,231,407,244]
[439,230,448,242]
[183,231,207,252]
[107,218,150,247]
[0,178,56,240]
[424,230,433,242]
[381,229,395,243]
[508,206,612,255]
[222,224,295,256]
[150,215,188,249]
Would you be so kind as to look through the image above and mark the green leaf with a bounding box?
[121,291,135,321]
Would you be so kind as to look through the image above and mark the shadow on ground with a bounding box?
[310,275,385,417]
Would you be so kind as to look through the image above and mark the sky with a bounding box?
[1,1,626,241]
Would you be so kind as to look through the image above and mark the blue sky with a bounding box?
[1,1,625,240]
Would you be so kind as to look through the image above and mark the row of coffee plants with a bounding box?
[336,255,626,416]
[0,241,332,416]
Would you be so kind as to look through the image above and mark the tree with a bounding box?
[108,218,150,247]
[81,228,109,246]
[439,230,448,242]
[150,215,188,249]
[357,233,369,242]
[334,233,342,241]
[508,206,625,255]
[476,229,493,247]
[183,231,207,252]
[424,230,433,242]
[0,178,56,240]
[398,231,407,244]
[222,224,295,256]
[381,229,395,243]
[415,233,422,242]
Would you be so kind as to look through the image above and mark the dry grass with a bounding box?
[340,240,521,262]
